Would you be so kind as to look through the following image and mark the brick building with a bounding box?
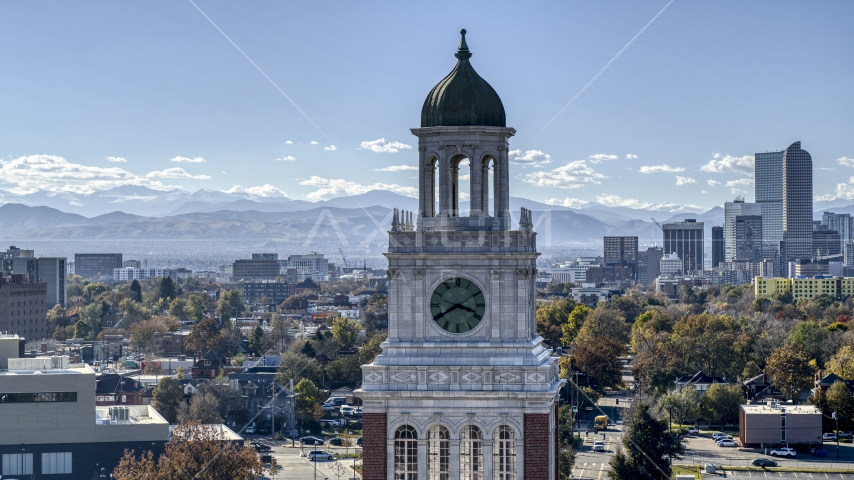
[0,273,48,341]
[154,332,186,357]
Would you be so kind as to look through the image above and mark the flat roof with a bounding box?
[741,404,820,415]
[0,363,92,376]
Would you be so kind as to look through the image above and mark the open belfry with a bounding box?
[356,30,564,480]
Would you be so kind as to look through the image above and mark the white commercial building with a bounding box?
[285,253,329,281]
[112,267,172,282]
[660,253,683,276]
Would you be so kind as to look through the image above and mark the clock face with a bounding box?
[430,277,485,333]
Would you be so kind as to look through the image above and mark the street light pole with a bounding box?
[834,411,840,458]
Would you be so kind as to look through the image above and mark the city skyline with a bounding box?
[1,2,853,212]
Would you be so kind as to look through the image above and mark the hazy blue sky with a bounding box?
[1,1,852,210]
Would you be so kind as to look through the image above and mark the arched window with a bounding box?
[428,424,450,480]
[460,424,483,480]
[394,425,418,480]
[492,425,516,480]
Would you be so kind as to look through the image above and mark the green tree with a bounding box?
[612,294,643,323]
[187,293,213,321]
[607,404,683,480]
[276,351,322,386]
[73,320,91,340]
[79,301,109,339]
[293,378,321,423]
[561,304,590,345]
[231,353,247,367]
[572,336,624,392]
[129,279,143,302]
[701,384,743,428]
[358,333,387,365]
[536,297,577,346]
[331,317,361,346]
[168,298,189,320]
[46,305,71,333]
[83,282,110,301]
[827,346,854,380]
[157,277,177,301]
[300,341,317,358]
[557,404,577,479]
[789,321,830,363]
[659,385,700,426]
[325,354,362,388]
[151,376,184,424]
[826,380,854,424]
[741,361,762,380]
[765,344,815,402]
[216,290,245,322]
[248,326,266,355]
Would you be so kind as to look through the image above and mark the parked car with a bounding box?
[824,433,838,441]
[812,447,827,457]
[329,437,345,446]
[592,441,605,452]
[711,433,727,440]
[357,437,363,446]
[260,454,273,464]
[769,447,796,457]
[245,426,256,434]
[258,426,270,435]
[751,458,778,467]
[308,450,335,461]
[326,397,347,406]
[838,431,854,439]
[341,406,355,416]
[301,436,325,445]
[686,427,699,435]
[717,439,739,447]
[321,403,336,412]
[252,444,272,452]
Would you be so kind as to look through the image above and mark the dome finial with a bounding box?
[456,29,472,60]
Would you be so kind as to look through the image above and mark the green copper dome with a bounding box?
[421,30,506,128]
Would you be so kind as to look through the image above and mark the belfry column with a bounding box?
[438,146,450,217]
[497,146,510,228]
[418,146,427,222]
[470,152,483,216]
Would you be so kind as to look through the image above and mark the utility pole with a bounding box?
[834,411,840,458]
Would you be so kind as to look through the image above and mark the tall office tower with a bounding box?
[845,241,854,266]
[781,141,813,274]
[822,212,852,252]
[74,253,122,279]
[734,215,764,262]
[755,149,784,271]
[638,247,663,285]
[662,219,704,274]
[711,226,724,268]
[723,200,762,261]
[603,236,638,278]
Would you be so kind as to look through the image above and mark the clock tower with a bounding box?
[357,30,563,480]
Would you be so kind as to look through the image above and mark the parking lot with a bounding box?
[703,472,854,478]
[242,440,361,480]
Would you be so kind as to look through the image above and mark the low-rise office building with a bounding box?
[0,356,169,478]
[739,403,822,448]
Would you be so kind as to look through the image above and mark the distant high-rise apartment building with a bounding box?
[638,247,664,285]
[755,150,784,249]
[724,200,762,262]
[659,253,683,276]
[735,215,764,263]
[74,253,122,279]
[822,212,852,252]
[0,273,48,340]
[781,142,813,274]
[2,256,66,308]
[711,227,724,268]
[1,245,34,259]
[845,241,854,267]
[813,230,842,257]
[603,236,638,279]
[662,219,704,274]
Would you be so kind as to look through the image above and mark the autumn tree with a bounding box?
[187,293,214,321]
[561,304,589,345]
[331,317,361,346]
[827,346,854,380]
[113,422,262,480]
[536,297,577,346]
[168,298,189,320]
[765,344,815,402]
[572,336,624,392]
[293,378,322,424]
[826,380,854,424]
[186,317,222,355]
[152,376,184,424]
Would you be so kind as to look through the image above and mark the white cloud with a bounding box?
[276,156,296,162]
[837,157,854,167]
[587,154,618,163]
[224,184,288,197]
[700,154,754,173]
[815,193,836,201]
[834,177,854,200]
[522,160,605,189]
[146,168,211,180]
[626,154,638,159]
[285,140,293,144]
[675,176,696,185]
[596,194,651,209]
[359,138,413,153]
[299,176,417,200]
[701,190,709,194]
[509,149,551,167]
[459,174,470,180]
[105,156,127,163]
[375,165,418,172]
[324,145,337,151]
[0,154,170,194]
[639,164,684,173]
[707,179,721,187]
[546,197,589,208]
[310,141,319,145]
[170,156,206,163]
[726,178,754,187]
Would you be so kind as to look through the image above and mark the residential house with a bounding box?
[743,373,783,402]
[675,371,727,397]
[95,373,145,406]
[191,351,230,379]
[293,278,321,295]
[228,370,297,434]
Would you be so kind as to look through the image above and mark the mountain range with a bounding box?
[0,186,851,249]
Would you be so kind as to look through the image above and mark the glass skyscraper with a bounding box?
[782,141,813,270]
[755,150,784,263]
